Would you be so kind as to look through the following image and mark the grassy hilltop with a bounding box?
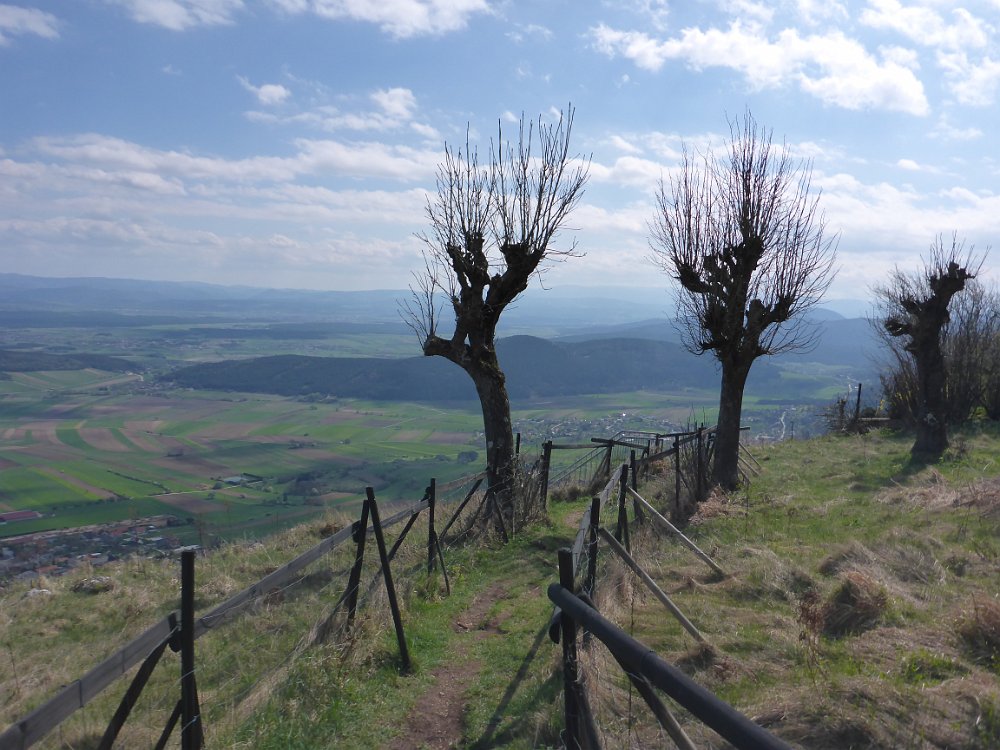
[2,426,998,748]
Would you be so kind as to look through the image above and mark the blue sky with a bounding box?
[1,1,998,300]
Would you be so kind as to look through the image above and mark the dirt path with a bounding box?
[395,582,510,750]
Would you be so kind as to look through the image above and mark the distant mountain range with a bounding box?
[1,272,881,402]
[0,272,871,332]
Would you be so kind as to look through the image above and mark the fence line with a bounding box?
[549,558,793,750]
[0,471,485,750]
[2,422,736,748]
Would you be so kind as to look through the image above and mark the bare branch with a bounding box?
[649,110,837,362]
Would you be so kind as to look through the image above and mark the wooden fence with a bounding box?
[0,474,486,750]
[2,423,755,749]
[544,455,791,749]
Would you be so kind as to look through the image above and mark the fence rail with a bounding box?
[0,470,487,750]
[549,567,792,750]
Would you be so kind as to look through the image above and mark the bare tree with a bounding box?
[403,107,588,520]
[874,237,984,459]
[876,278,999,427]
[650,111,837,490]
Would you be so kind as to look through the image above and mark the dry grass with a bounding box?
[957,598,1000,669]
[571,428,1000,749]
[820,570,890,636]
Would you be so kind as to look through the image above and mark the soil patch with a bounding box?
[36,468,114,499]
[78,428,131,453]
[22,421,62,446]
[427,432,472,445]
[158,494,226,514]
[119,430,162,453]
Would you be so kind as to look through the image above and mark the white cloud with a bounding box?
[410,122,441,140]
[937,50,1000,106]
[109,0,244,30]
[626,0,670,32]
[29,132,440,184]
[930,114,983,141]
[239,76,291,106]
[247,87,423,133]
[720,0,773,28]
[371,87,417,119]
[896,158,921,171]
[794,0,847,26]
[294,138,440,180]
[590,22,930,115]
[268,0,491,38]
[860,1,991,51]
[588,154,666,189]
[506,22,552,44]
[814,171,1000,280]
[608,135,642,155]
[0,5,59,44]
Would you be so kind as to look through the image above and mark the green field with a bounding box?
[0,376,491,541]
[0,309,844,544]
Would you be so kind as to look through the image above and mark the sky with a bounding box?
[1,0,998,301]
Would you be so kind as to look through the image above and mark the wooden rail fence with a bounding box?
[0,473,486,750]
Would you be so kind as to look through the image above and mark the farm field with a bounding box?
[0,378,490,543]
[0,299,844,547]
[0,354,831,546]
[0,369,753,544]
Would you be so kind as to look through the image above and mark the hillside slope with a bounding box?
[3,426,998,748]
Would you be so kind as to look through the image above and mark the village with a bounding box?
[0,514,188,584]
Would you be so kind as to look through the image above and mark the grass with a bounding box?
[3,425,1000,748]
[584,425,1000,748]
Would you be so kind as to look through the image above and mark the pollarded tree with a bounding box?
[650,111,837,490]
[874,237,984,460]
[876,277,999,427]
[403,107,588,521]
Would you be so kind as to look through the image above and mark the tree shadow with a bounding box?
[468,621,558,750]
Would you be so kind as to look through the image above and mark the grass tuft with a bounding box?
[821,570,890,636]
[957,598,1000,671]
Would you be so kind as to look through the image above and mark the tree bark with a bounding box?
[470,363,516,517]
[910,329,949,458]
[712,360,751,490]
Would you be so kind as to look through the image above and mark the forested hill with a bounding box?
[164,335,793,402]
[0,349,138,373]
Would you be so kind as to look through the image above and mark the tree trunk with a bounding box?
[471,365,516,517]
[712,361,750,490]
[911,334,949,459]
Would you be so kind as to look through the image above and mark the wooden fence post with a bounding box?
[515,432,521,456]
[427,479,436,575]
[585,497,600,599]
[366,488,411,672]
[180,550,203,750]
[541,440,553,510]
[615,464,630,552]
[557,548,581,750]
[696,427,704,503]
[346,499,371,627]
[629,449,644,525]
[673,435,681,521]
